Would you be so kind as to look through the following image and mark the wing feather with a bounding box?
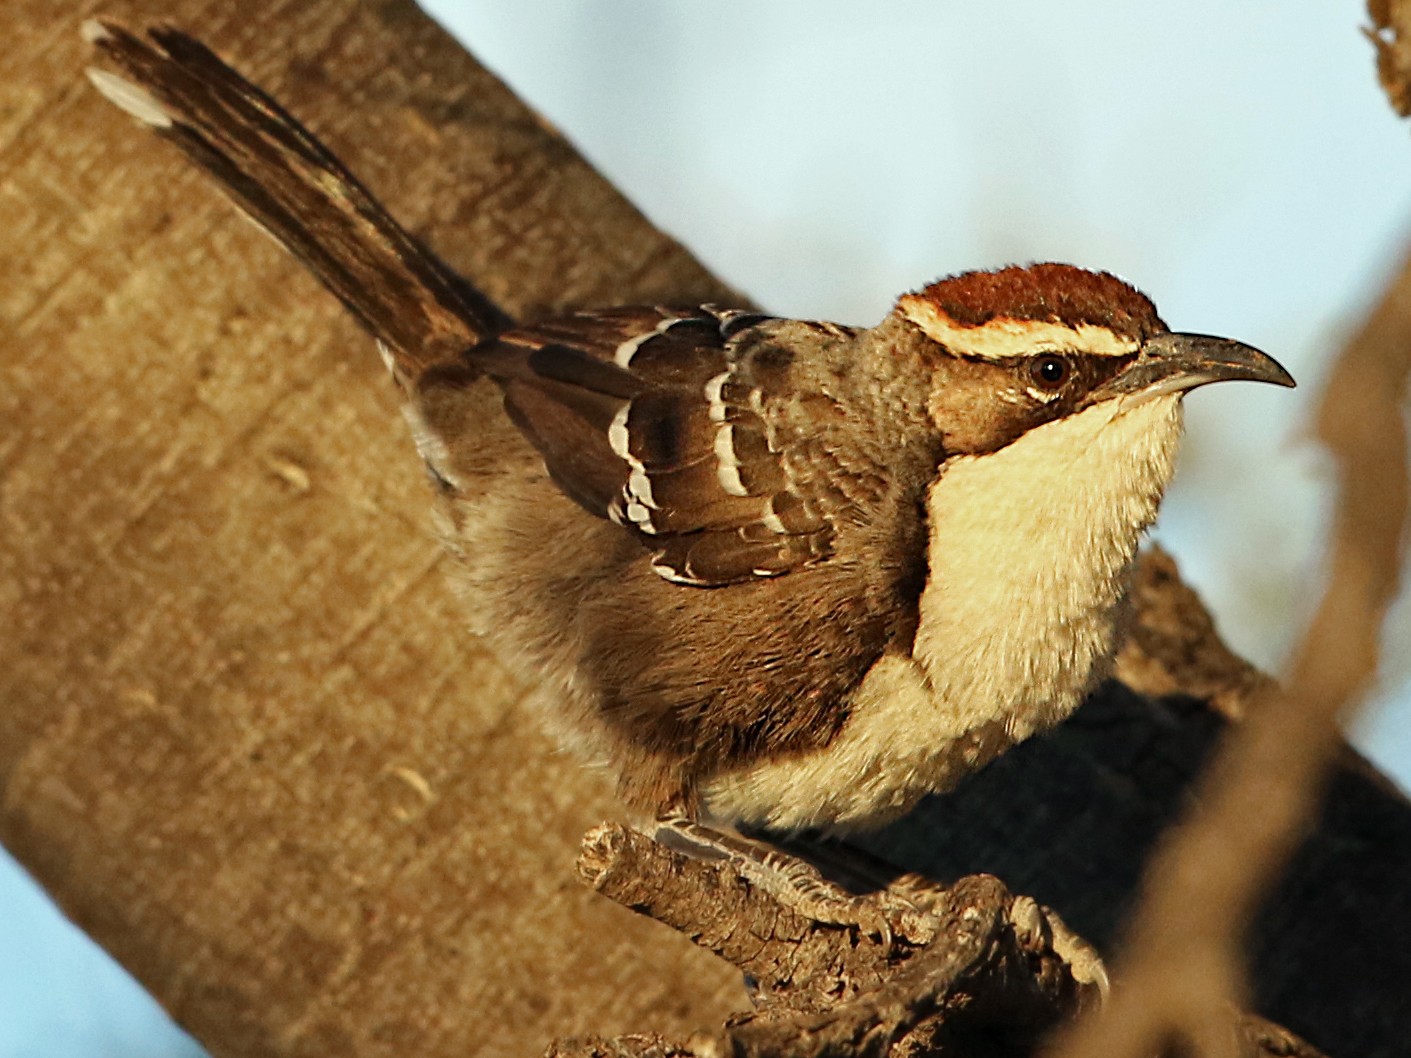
[475,306,859,586]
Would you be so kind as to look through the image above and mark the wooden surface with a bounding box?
[2,2,743,1055]
[3,3,1410,1057]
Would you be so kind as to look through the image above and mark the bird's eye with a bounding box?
[1030,355,1070,390]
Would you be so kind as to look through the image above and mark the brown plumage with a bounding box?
[418,300,1162,813]
[424,307,943,810]
[86,23,1295,828]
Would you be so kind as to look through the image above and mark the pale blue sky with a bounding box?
[5,4,1408,1054]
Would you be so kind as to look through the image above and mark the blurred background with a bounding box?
[4,2,1408,1054]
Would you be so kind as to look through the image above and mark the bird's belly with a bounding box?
[700,624,1109,833]
[701,652,1027,831]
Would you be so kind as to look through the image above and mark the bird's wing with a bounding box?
[478,305,859,586]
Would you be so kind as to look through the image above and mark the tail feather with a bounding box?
[83,20,510,382]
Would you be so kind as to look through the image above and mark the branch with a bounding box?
[569,823,1096,1058]
[3,4,745,1054]
[559,825,1327,1058]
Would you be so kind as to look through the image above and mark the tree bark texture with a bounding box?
[560,823,1327,1058]
[3,3,1410,1058]
[3,2,744,1055]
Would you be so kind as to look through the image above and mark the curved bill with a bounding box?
[1101,332,1296,403]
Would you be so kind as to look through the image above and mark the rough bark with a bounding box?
[3,2,743,1056]
[554,824,1328,1058]
[2,3,1410,1058]
[573,826,1098,1058]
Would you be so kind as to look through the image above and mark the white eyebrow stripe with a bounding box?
[897,295,1140,360]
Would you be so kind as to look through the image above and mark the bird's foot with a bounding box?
[651,817,931,948]
[1007,894,1109,1001]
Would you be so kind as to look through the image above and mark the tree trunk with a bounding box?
[2,2,743,1055]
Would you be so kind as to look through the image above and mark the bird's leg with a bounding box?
[651,817,933,947]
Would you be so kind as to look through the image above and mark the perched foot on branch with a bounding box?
[570,822,1129,1058]
[1007,895,1110,999]
[652,817,933,948]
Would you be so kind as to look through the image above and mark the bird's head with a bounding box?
[890,263,1294,455]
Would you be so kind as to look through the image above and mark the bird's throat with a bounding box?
[913,394,1185,734]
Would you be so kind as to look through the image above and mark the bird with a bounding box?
[85,23,1295,838]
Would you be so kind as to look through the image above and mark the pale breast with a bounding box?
[704,394,1185,832]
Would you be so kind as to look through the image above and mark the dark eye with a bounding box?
[1030,355,1070,390]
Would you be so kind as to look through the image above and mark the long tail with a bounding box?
[83,20,511,383]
